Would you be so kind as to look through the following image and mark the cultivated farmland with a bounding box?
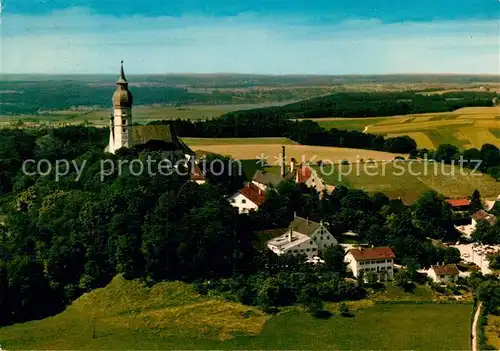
[183,141,406,164]
[310,106,500,149]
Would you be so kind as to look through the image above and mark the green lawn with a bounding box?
[312,163,500,204]
[0,300,472,350]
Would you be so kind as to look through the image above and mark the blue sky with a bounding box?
[1,0,499,74]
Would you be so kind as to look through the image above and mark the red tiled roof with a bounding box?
[472,210,496,225]
[431,264,459,275]
[238,183,266,206]
[297,166,312,183]
[446,198,471,208]
[348,247,395,261]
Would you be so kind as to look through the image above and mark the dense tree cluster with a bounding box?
[410,143,500,180]
[223,91,497,119]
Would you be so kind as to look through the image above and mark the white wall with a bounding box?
[110,107,132,154]
[228,193,258,214]
[345,252,394,281]
[428,269,458,283]
[310,225,337,250]
[270,240,319,258]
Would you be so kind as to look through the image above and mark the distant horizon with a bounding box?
[1,72,499,77]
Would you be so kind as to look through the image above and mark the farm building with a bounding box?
[267,215,337,257]
[445,198,471,212]
[345,247,396,282]
[228,183,266,214]
[427,264,459,284]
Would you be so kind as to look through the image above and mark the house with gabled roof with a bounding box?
[266,215,337,257]
[472,209,496,226]
[345,246,396,281]
[228,183,266,214]
[445,198,471,212]
[427,264,459,284]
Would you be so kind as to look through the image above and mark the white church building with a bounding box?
[105,61,193,161]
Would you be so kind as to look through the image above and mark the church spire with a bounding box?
[117,60,128,84]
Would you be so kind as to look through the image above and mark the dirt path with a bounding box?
[472,302,482,351]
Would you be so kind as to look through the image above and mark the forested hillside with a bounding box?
[231,92,498,118]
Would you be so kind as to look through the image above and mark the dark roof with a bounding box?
[431,264,459,275]
[349,247,396,261]
[446,199,471,208]
[252,170,283,187]
[238,183,266,206]
[131,124,192,154]
[472,210,496,225]
[288,216,321,237]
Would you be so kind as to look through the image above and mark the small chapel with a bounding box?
[106,61,193,160]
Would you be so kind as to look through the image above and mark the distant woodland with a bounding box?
[230,91,498,118]
[0,74,497,115]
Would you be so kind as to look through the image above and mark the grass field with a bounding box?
[263,161,499,204]
[0,275,472,350]
[184,142,406,164]
[485,314,500,349]
[315,163,500,204]
[311,106,500,149]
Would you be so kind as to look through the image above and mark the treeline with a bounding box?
[0,82,234,115]
[410,143,500,180]
[154,114,418,153]
[226,91,497,118]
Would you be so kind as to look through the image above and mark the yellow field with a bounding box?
[184,142,406,163]
[314,107,500,149]
[181,137,298,146]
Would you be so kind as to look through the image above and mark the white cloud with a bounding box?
[0,8,498,74]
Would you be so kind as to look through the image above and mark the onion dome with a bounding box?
[112,61,133,107]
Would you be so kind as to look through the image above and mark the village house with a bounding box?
[267,215,337,257]
[427,264,459,284]
[472,209,497,226]
[456,209,497,238]
[445,198,471,212]
[252,146,334,196]
[228,183,265,214]
[345,247,396,281]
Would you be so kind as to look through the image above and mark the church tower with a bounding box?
[108,61,133,154]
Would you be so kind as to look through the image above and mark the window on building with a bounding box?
[320,236,323,240]
[306,248,310,252]
[230,199,235,203]
[241,199,246,204]
[310,241,313,245]
[300,249,305,252]
[293,250,298,253]
[312,248,317,251]
[122,118,127,125]
[122,127,126,133]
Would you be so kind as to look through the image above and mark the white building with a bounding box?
[267,216,337,257]
[228,183,265,214]
[345,247,396,281]
[106,61,193,162]
[427,264,459,284]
